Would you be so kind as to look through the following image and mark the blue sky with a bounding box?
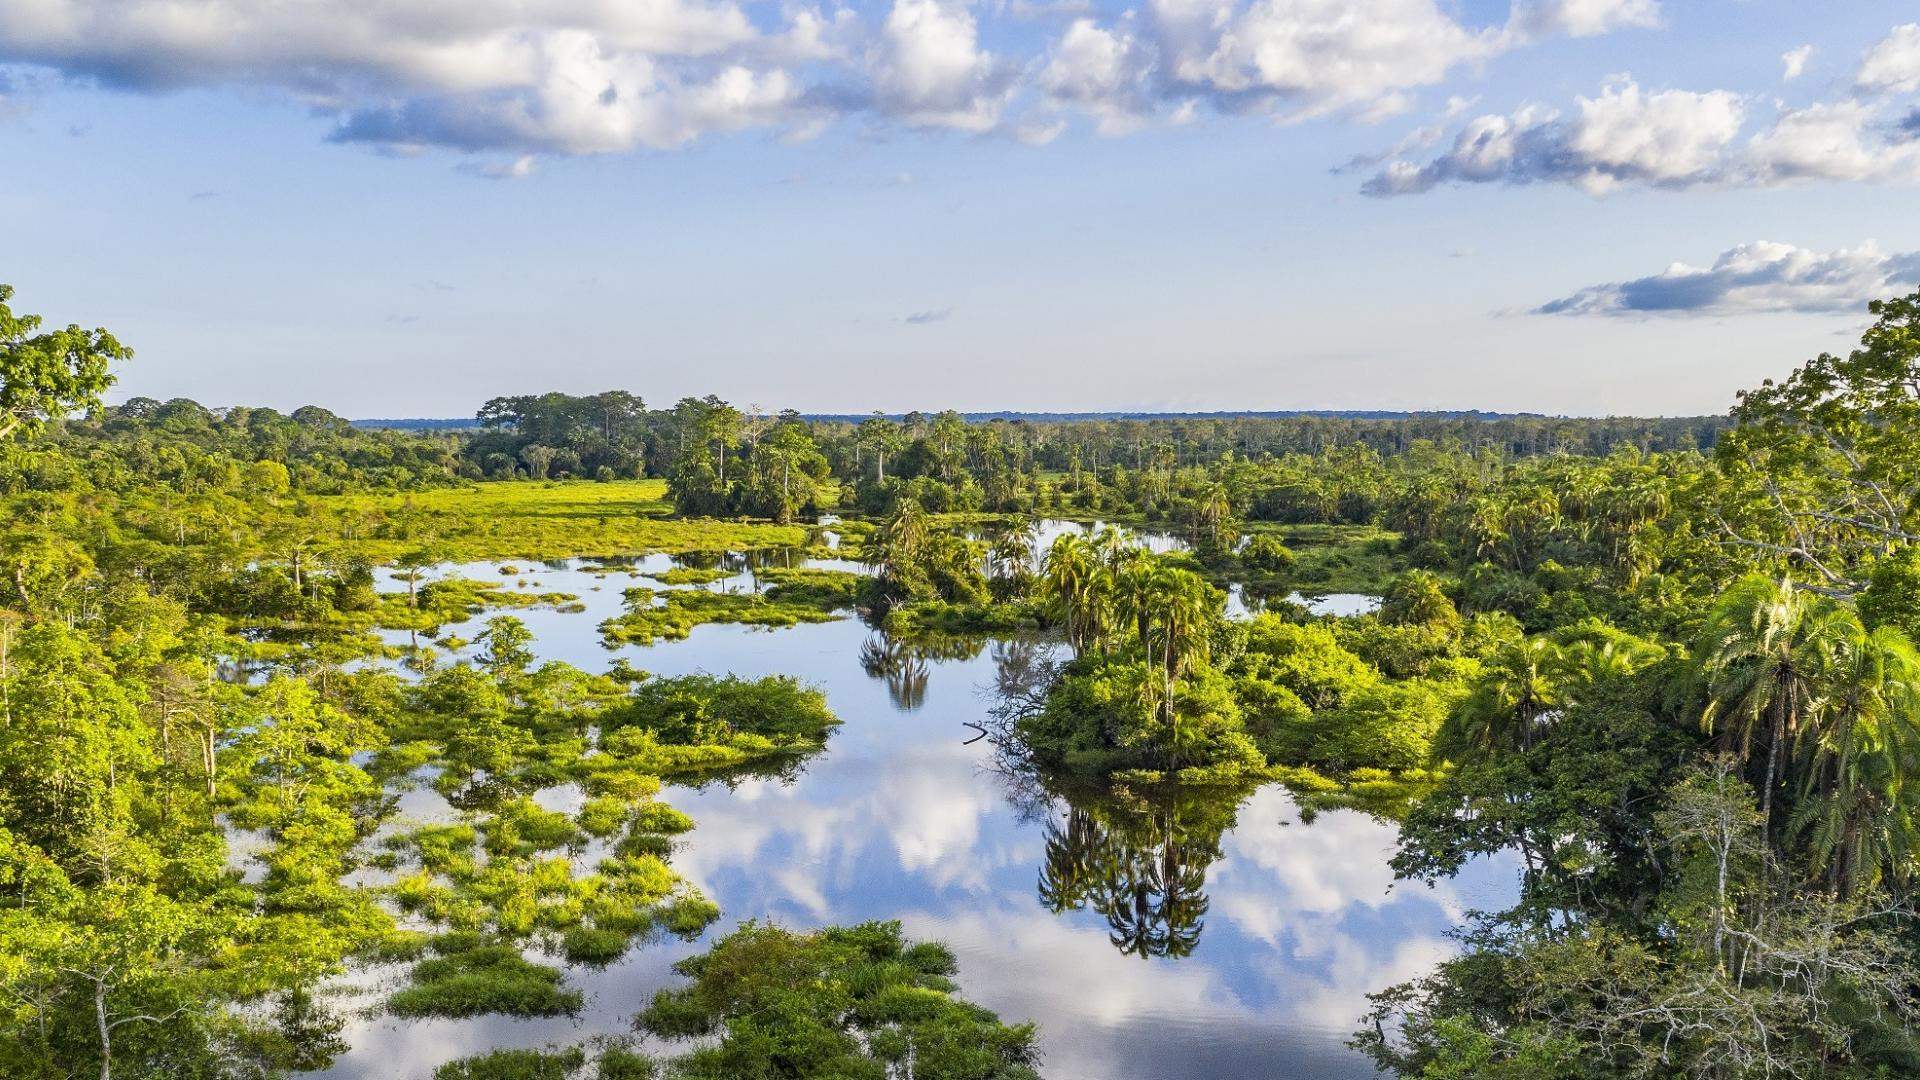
[2,0,1918,417]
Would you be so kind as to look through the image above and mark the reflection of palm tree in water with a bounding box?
[860,633,930,710]
[1036,785,1243,960]
[859,631,990,711]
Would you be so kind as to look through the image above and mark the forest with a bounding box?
[5,278,1920,1079]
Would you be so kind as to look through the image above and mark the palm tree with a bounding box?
[1440,636,1566,761]
[1042,534,1110,656]
[1697,575,1853,835]
[1788,622,1920,895]
[1108,549,1158,657]
[986,518,1039,598]
[1146,567,1217,755]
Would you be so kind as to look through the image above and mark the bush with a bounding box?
[1241,534,1296,574]
[1020,659,1265,780]
[562,925,631,965]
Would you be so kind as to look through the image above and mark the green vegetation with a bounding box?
[433,1047,589,1080]
[10,276,1920,1079]
[599,585,844,645]
[758,566,866,609]
[324,480,812,563]
[650,565,734,585]
[387,940,583,1019]
[639,920,1041,1080]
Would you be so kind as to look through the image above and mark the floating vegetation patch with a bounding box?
[638,920,1042,1080]
[432,1047,588,1080]
[650,566,733,586]
[387,938,583,1019]
[599,587,843,645]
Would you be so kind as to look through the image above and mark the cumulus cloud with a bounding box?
[1366,67,1920,197]
[1535,240,1920,317]
[1856,23,1920,94]
[0,0,1670,158]
[1746,99,1920,184]
[1781,44,1812,82]
[1037,17,1157,132]
[869,0,1014,132]
[1364,77,1741,196]
[1151,0,1504,122]
[0,0,824,155]
[902,307,953,324]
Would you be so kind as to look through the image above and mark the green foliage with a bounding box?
[1230,616,1381,711]
[639,920,1041,1080]
[758,567,865,609]
[0,283,129,442]
[1021,659,1264,781]
[865,499,989,610]
[387,941,583,1018]
[599,586,842,645]
[1379,570,1460,633]
[1860,547,1920,638]
[434,1047,588,1080]
[1239,533,1296,575]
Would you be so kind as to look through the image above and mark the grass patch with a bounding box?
[600,587,842,645]
[432,1048,587,1080]
[651,566,733,585]
[1243,524,1402,594]
[758,567,866,609]
[388,940,583,1018]
[320,480,812,562]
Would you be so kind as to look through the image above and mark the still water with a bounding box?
[310,544,1511,1080]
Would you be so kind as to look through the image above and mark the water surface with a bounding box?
[312,551,1507,1079]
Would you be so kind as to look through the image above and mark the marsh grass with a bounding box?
[431,1047,588,1080]
[387,940,583,1018]
[599,587,842,645]
[322,480,813,562]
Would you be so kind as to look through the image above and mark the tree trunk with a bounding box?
[202,730,217,799]
[94,981,112,1080]
[1761,692,1784,835]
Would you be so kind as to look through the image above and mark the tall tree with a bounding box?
[0,284,130,442]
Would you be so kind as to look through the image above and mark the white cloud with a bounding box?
[870,0,1014,132]
[458,153,539,180]
[1746,99,1920,184]
[0,0,823,154]
[0,0,1673,157]
[1365,77,1742,196]
[1366,64,1920,197]
[1038,17,1157,133]
[1151,0,1504,122]
[1781,44,1812,81]
[1510,0,1660,40]
[1856,23,1920,93]
[1535,240,1920,316]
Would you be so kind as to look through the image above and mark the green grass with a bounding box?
[650,566,734,585]
[387,941,583,1018]
[432,1048,587,1080]
[1244,523,1403,594]
[320,480,812,562]
[600,587,843,645]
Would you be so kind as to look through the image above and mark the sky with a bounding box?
[3,1,1920,419]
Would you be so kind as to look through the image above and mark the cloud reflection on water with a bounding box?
[311,557,1513,1080]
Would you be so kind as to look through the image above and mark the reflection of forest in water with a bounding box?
[1024,776,1249,961]
[858,631,1008,710]
[867,631,1260,963]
